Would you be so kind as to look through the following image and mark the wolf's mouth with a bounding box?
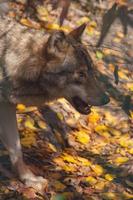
[72,96,91,115]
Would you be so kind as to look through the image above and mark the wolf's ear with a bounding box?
[68,23,87,40]
[46,31,68,56]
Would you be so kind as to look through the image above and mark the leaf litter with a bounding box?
[0,0,133,199]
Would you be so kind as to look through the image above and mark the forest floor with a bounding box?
[0,0,133,199]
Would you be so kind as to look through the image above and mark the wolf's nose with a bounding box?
[101,94,110,105]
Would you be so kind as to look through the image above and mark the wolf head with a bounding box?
[40,24,110,114]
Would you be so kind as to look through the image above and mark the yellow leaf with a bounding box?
[102,192,117,200]
[91,165,104,176]
[109,128,121,137]
[95,125,108,133]
[76,130,90,144]
[128,148,133,154]
[119,139,132,148]
[87,112,100,123]
[20,18,40,29]
[119,135,132,148]
[85,176,97,185]
[95,181,106,190]
[130,111,133,119]
[95,125,110,138]
[63,165,76,172]
[105,174,115,181]
[37,120,47,129]
[113,37,121,43]
[57,112,64,121]
[86,26,95,36]
[114,156,129,165]
[104,111,118,126]
[24,118,36,130]
[37,6,49,21]
[77,17,90,25]
[60,26,72,33]
[118,71,129,80]
[45,23,60,30]
[48,143,57,152]
[17,104,26,112]
[77,157,91,166]
[62,153,77,164]
[108,63,115,71]
[126,83,133,91]
[90,21,97,28]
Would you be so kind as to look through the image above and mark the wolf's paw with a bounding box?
[21,170,48,193]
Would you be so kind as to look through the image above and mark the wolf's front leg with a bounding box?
[0,102,47,192]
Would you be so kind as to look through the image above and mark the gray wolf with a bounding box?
[0,15,109,191]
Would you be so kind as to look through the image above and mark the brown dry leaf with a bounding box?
[52,180,66,191]
[22,188,37,199]
[116,31,124,38]
[123,191,133,199]
[103,49,112,56]
[53,157,66,167]
[125,180,133,188]
[62,192,74,199]
[21,135,36,148]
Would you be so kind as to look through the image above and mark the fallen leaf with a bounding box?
[91,165,104,176]
[114,156,129,165]
[85,176,97,185]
